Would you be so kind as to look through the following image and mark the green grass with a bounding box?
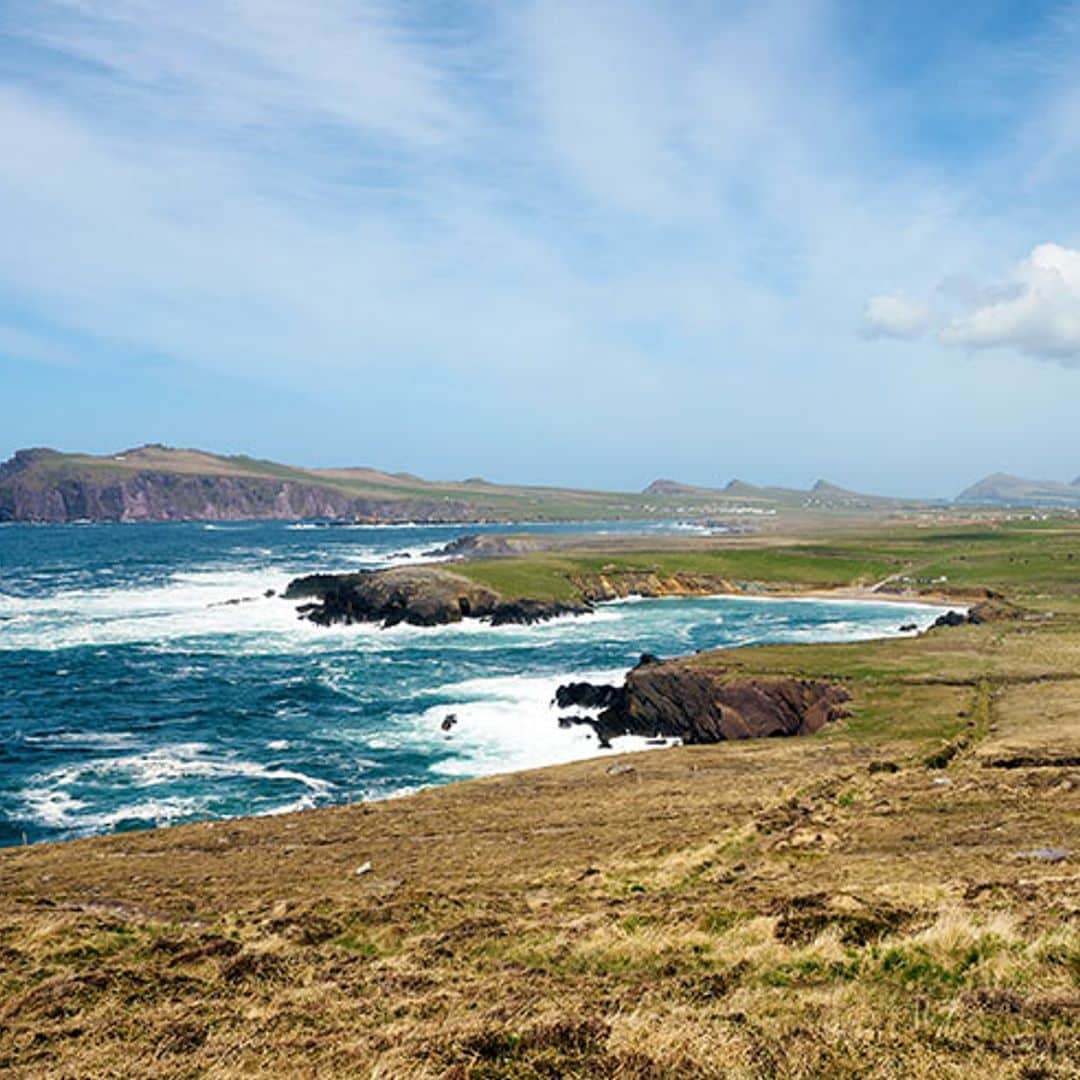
[456,547,899,601]
[449,522,1080,604]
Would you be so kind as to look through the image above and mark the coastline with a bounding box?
[2,518,1077,1076]
[5,590,956,851]
[599,584,967,611]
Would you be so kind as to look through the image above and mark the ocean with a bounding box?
[0,520,945,846]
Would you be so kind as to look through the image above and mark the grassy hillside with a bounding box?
[1,522,1078,1077]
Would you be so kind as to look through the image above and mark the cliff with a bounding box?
[0,447,485,524]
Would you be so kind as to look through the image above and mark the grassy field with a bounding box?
[1,522,1078,1077]
[454,521,1080,610]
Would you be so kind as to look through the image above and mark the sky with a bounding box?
[2,0,1079,497]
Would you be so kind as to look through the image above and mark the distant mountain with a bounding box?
[641,478,716,497]
[641,478,805,504]
[955,473,1080,507]
[642,476,918,508]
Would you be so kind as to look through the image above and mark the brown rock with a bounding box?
[589,660,849,744]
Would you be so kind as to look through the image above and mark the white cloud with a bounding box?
[940,243,1080,362]
[861,293,932,340]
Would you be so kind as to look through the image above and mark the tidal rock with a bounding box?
[555,682,625,711]
[932,597,1028,630]
[489,598,592,625]
[933,610,968,628]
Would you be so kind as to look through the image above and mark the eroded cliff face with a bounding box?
[0,452,478,523]
[558,656,849,745]
[572,571,744,602]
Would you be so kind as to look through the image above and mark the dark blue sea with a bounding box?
[0,521,945,846]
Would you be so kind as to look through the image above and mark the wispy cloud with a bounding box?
[862,294,932,341]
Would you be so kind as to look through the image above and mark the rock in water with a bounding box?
[489,598,592,625]
[555,681,625,711]
[933,610,968,628]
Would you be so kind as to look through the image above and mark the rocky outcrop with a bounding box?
[931,596,1029,630]
[557,656,849,745]
[488,598,593,625]
[932,610,969,629]
[285,567,592,628]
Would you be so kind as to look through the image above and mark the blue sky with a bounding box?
[2,0,1079,496]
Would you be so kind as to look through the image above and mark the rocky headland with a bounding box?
[556,654,850,746]
[283,566,592,627]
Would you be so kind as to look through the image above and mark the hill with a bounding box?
[643,476,921,510]
[0,445,657,524]
[955,472,1080,507]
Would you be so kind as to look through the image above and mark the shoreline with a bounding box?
[4,590,954,851]
[599,585,965,611]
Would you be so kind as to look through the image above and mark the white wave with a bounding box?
[22,731,139,750]
[20,787,90,828]
[15,740,338,836]
[26,742,333,794]
[375,666,661,781]
[0,573,948,655]
[21,791,207,831]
